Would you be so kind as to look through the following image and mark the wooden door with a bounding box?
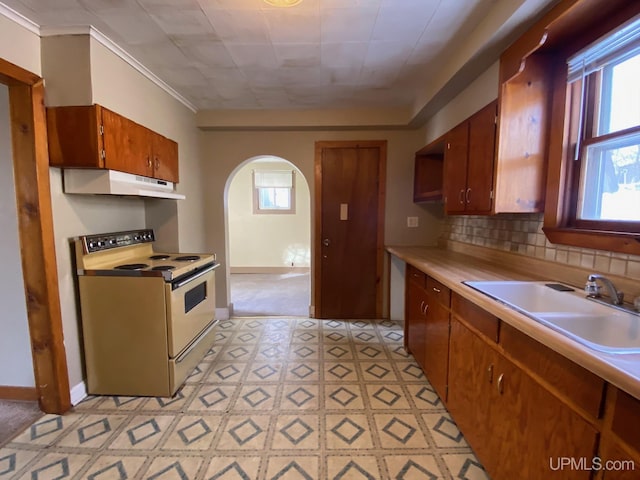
[444,122,469,213]
[314,141,386,319]
[101,107,151,177]
[466,101,497,213]
[152,133,179,183]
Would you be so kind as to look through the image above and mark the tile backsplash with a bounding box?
[440,213,640,281]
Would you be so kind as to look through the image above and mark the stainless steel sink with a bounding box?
[464,281,640,354]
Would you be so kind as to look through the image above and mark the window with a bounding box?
[565,14,640,232]
[253,170,295,214]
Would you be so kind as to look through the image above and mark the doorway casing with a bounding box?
[1,57,70,413]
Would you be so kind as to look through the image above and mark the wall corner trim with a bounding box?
[39,25,197,114]
[216,308,230,321]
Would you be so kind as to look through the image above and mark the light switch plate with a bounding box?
[407,216,419,228]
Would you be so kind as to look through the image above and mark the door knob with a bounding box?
[323,238,331,247]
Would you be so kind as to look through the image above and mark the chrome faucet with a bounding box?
[585,274,624,305]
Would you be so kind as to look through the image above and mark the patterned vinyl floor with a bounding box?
[0,317,489,479]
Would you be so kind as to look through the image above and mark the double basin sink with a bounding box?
[464,281,640,354]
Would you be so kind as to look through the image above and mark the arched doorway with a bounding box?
[224,156,311,317]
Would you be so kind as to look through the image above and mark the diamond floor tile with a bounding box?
[0,317,488,479]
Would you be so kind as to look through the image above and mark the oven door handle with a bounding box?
[172,264,216,290]
[176,319,218,364]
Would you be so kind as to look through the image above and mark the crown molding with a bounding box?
[0,2,40,35]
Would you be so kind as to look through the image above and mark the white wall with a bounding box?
[228,159,311,270]
[0,84,34,387]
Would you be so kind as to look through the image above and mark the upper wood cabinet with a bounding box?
[47,104,179,183]
[413,137,445,203]
[443,101,497,214]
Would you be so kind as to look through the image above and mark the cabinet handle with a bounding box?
[465,188,471,204]
[487,364,494,384]
[412,273,421,278]
[497,373,505,394]
[458,189,465,204]
[146,156,151,167]
[420,300,425,312]
[432,287,441,294]
[423,303,429,315]
[155,158,160,169]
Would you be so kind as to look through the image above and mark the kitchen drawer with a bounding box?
[612,389,640,451]
[170,320,217,396]
[407,264,426,288]
[426,277,451,307]
[500,322,605,419]
[451,292,499,343]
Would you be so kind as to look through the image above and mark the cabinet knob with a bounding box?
[432,287,441,294]
[458,189,465,204]
[497,373,505,394]
[465,188,471,204]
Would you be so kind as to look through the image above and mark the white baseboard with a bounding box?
[70,381,88,406]
[216,307,230,320]
[230,266,310,274]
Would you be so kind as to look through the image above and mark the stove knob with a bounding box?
[109,239,117,246]
[88,241,96,249]
[97,240,106,248]
[134,234,141,241]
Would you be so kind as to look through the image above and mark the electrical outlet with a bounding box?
[407,216,419,228]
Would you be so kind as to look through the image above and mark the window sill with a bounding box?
[543,226,640,256]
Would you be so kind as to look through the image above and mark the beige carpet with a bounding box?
[0,317,488,479]
[230,273,310,317]
[0,400,42,448]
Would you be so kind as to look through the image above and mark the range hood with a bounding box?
[62,169,185,200]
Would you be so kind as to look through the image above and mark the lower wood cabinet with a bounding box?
[405,267,450,401]
[448,317,599,479]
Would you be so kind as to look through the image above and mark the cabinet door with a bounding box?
[466,101,496,213]
[447,318,497,462]
[443,122,469,213]
[406,277,427,370]
[423,294,449,402]
[491,354,598,480]
[152,133,179,183]
[101,108,152,177]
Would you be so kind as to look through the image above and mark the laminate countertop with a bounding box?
[387,245,640,400]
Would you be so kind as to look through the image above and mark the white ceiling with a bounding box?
[1,0,556,112]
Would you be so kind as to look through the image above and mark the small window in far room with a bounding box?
[253,170,296,214]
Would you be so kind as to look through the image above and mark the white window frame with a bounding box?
[252,169,296,214]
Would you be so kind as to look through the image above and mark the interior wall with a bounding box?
[228,159,311,270]
[0,12,40,75]
[0,84,34,388]
[201,128,443,310]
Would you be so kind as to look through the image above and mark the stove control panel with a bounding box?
[82,229,155,253]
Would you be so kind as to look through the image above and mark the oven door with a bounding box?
[166,264,216,357]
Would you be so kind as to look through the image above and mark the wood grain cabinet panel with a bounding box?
[500,322,605,419]
[449,317,598,480]
[451,292,499,342]
[443,101,496,215]
[47,104,179,183]
[405,268,428,371]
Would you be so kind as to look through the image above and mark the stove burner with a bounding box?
[151,265,176,271]
[149,255,171,260]
[114,263,149,270]
[174,255,201,262]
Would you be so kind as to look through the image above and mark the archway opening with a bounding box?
[225,155,311,317]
